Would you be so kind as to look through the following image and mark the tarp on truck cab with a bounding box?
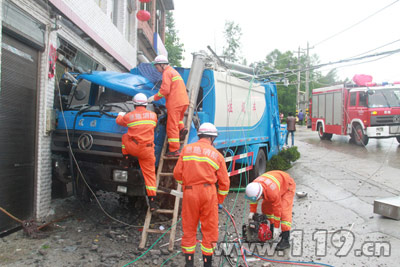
[77,71,156,96]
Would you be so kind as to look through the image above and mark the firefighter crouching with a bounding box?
[173,123,230,267]
[147,55,189,157]
[245,170,296,250]
[115,93,158,212]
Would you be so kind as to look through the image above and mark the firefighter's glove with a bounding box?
[118,112,126,117]
[147,95,155,103]
[272,226,281,241]
[218,204,223,210]
[248,212,254,221]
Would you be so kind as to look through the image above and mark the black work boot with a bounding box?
[203,254,212,267]
[276,231,290,251]
[148,196,159,212]
[185,253,194,267]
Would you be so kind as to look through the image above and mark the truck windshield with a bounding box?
[368,88,400,108]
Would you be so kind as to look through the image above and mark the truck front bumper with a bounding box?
[366,125,400,138]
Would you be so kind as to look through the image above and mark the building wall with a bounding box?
[49,0,137,70]
[6,0,139,219]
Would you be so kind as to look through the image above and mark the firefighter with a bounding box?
[147,55,189,157]
[245,170,296,250]
[116,93,158,212]
[173,123,230,267]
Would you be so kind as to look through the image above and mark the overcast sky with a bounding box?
[172,0,400,83]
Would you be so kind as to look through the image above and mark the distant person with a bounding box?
[286,112,296,147]
[298,109,304,125]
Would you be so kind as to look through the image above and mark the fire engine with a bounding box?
[311,76,400,146]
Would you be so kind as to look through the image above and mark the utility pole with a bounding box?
[305,42,310,112]
[296,47,301,112]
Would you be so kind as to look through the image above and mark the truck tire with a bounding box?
[396,136,400,144]
[318,125,333,140]
[250,149,267,181]
[352,124,369,146]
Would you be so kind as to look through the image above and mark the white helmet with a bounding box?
[197,122,218,137]
[133,93,148,106]
[152,55,169,65]
[245,182,263,202]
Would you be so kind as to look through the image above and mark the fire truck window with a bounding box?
[350,93,357,106]
[359,92,367,107]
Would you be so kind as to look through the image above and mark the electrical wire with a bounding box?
[313,0,400,47]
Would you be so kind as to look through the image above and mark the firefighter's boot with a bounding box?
[203,254,212,267]
[276,231,290,251]
[148,196,159,212]
[184,253,194,267]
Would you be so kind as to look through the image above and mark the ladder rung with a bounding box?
[146,229,167,234]
[156,190,169,194]
[162,156,179,160]
[159,172,174,176]
[155,209,174,214]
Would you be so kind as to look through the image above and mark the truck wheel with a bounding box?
[353,124,369,146]
[250,149,267,181]
[318,125,332,140]
[396,136,400,144]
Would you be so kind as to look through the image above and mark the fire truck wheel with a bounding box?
[396,136,400,144]
[352,124,369,146]
[318,125,332,140]
[250,149,267,181]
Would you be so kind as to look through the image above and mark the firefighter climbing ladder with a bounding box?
[139,53,207,251]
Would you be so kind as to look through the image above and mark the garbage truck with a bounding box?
[51,53,287,199]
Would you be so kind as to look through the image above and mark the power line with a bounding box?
[313,0,399,47]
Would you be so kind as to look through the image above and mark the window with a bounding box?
[359,92,367,107]
[111,0,119,26]
[349,93,357,106]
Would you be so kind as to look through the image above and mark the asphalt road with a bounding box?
[261,126,400,267]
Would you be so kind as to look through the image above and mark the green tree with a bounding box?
[251,49,342,116]
[165,11,184,67]
[222,21,242,63]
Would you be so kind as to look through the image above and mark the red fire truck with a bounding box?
[311,82,400,146]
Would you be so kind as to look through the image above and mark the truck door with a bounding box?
[347,91,358,124]
[357,91,369,126]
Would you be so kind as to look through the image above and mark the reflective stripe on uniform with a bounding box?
[201,244,214,254]
[176,180,183,184]
[122,145,125,149]
[281,221,291,227]
[157,91,164,97]
[261,173,281,190]
[218,189,229,195]
[266,214,280,221]
[127,120,156,127]
[182,155,219,170]
[182,244,196,252]
[168,138,180,143]
[145,185,157,192]
[179,120,184,124]
[172,76,183,82]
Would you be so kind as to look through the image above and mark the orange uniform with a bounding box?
[173,139,230,256]
[153,65,189,152]
[249,171,296,232]
[116,106,157,196]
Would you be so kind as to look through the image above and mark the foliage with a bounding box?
[165,11,184,67]
[265,146,300,171]
[222,21,242,63]
[250,49,342,116]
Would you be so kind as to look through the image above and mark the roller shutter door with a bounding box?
[0,33,38,234]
